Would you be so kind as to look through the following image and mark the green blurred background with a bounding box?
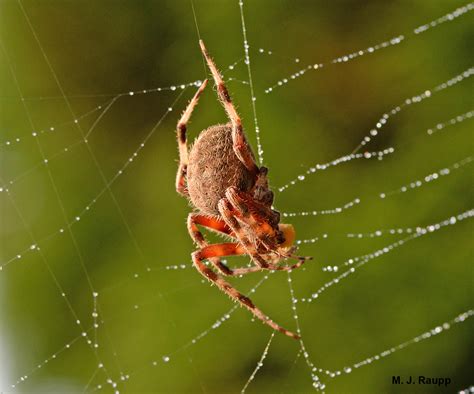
[1,1,472,393]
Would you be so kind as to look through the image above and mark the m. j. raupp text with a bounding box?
[392,376,451,386]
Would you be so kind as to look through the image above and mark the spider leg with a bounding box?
[218,199,270,269]
[199,40,259,174]
[225,187,311,270]
[226,187,278,241]
[187,213,234,243]
[175,79,208,196]
[192,243,300,339]
[187,213,239,275]
[187,214,263,276]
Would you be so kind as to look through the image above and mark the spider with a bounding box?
[175,40,311,339]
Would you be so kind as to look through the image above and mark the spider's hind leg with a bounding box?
[192,243,300,339]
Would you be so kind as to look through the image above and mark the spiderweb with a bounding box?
[1,1,473,393]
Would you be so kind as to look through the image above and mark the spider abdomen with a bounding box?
[187,124,255,215]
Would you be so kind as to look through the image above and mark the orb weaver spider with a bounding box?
[175,40,311,339]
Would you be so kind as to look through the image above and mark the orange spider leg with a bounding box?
[224,187,311,269]
[175,79,208,196]
[199,40,259,174]
[218,199,270,269]
[187,214,262,276]
[225,187,279,248]
[192,243,300,339]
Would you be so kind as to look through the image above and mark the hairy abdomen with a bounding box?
[187,124,255,215]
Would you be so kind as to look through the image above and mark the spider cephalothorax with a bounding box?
[175,40,311,339]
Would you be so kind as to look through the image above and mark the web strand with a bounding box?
[264,2,474,94]
[240,332,275,393]
[301,209,474,303]
[277,67,472,193]
[238,0,264,165]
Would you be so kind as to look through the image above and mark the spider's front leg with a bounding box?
[191,243,300,339]
[175,80,208,196]
[224,187,311,271]
[217,199,270,270]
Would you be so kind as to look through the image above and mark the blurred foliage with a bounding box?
[1,1,473,393]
